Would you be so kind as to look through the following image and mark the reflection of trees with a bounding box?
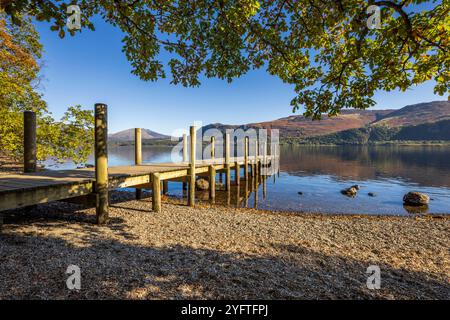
[280,145,450,187]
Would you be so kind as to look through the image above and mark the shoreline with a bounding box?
[0,191,448,299]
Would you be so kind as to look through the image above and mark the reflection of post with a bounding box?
[163,181,168,195]
[182,133,188,190]
[135,128,142,199]
[209,165,216,203]
[23,111,37,173]
[188,126,196,207]
[225,133,231,191]
[254,179,258,208]
[94,103,109,225]
[244,136,249,180]
[263,175,267,199]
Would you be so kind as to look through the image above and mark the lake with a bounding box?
[47,144,450,215]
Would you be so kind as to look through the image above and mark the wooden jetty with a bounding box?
[0,104,278,224]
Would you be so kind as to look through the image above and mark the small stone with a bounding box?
[298,192,303,195]
[403,192,430,206]
[196,178,210,191]
[368,192,376,197]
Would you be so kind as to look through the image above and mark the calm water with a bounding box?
[48,145,450,215]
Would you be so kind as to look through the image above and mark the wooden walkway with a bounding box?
[0,105,279,224]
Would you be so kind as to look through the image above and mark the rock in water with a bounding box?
[351,185,361,190]
[196,178,210,191]
[341,187,358,197]
[403,192,430,206]
[368,192,376,197]
[298,191,303,195]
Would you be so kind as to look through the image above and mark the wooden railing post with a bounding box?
[135,128,142,199]
[188,126,196,207]
[23,111,37,173]
[182,133,188,190]
[244,136,248,180]
[225,133,231,191]
[94,103,109,225]
[183,134,188,163]
[254,137,258,177]
[211,136,215,161]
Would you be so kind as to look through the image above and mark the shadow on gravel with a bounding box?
[0,221,449,299]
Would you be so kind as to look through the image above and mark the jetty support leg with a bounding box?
[235,162,240,186]
[152,173,161,212]
[209,165,216,203]
[225,133,231,191]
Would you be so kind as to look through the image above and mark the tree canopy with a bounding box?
[0,13,93,164]
[1,0,449,118]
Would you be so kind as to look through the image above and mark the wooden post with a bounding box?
[225,133,231,191]
[254,137,258,177]
[23,111,37,173]
[235,162,240,186]
[211,136,215,161]
[244,137,248,180]
[188,126,196,207]
[209,165,216,203]
[163,181,168,194]
[183,134,188,163]
[94,103,109,225]
[135,128,142,200]
[152,173,161,212]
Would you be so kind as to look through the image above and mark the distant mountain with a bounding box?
[372,101,450,127]
[201,101,450,143]
[109,128,171,142]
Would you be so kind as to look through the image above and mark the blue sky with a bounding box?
[34,13,443,135]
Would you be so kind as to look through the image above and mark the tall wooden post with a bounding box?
[209,165,216,203]
[152,173,161,212]
[94,103,109,225]
[225,133,231,191]
[135,128,142,200]
[188,126,196,207]
[23,111,37,173]
[244,137,248,180]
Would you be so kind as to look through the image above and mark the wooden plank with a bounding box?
[0,181,93,211]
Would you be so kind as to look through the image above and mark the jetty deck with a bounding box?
[0,156,271,212]
[0,104,278,224]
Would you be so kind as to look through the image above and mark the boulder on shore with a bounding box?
[341,186,358,197]
[196,178,210,191]
[403,192,430,206]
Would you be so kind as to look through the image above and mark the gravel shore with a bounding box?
[0,191,449,299]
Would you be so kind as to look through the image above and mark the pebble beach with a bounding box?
[0,191,449,299]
